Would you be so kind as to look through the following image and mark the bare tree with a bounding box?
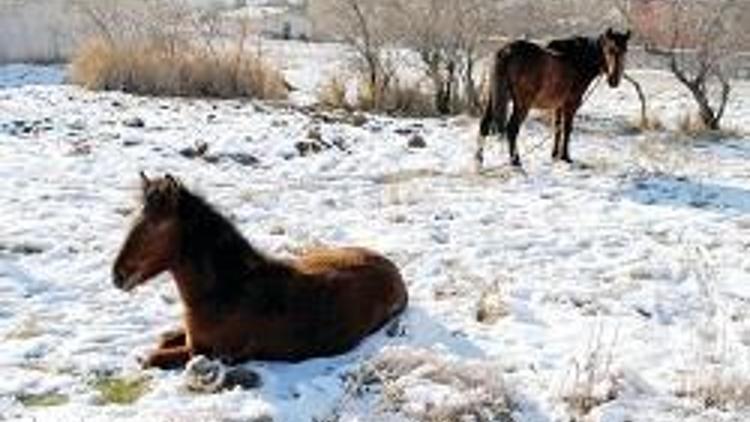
[308,0,398,108]
[619,0,742,130]
[389,0,499,114]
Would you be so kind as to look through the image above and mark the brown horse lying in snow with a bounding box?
[113,173,408,369]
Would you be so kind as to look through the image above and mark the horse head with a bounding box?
[600,28,631,87]
[113,172,183,291]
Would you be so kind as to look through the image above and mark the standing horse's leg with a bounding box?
[475,133,487,171]
[560,106,577,163]
[507,105,529,167]
[552,109,563,160]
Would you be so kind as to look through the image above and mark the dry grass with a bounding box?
[677,112,710,137]
[631,134,694,175]
[324,347,515,422]
[475,282,510,325]
[679,374,750,410]
[675,112,743,140]
[675,242,750,411]
[357,78,436,117]
[317,68,436,117]
[70,37,288,100]
[318,74,350,110]
[561,325,621,418]
[624,112,666,134]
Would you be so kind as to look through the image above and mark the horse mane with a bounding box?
[173,185,289,311]
[546,35,603,78]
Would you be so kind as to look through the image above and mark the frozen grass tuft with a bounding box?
[561,326,621,418]
[325,346,516,422]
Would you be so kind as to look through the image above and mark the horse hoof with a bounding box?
[225,367,262,390]
[184,355,227,393]
[474,154,484,172]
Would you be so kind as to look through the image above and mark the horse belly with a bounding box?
[187,311,311,361]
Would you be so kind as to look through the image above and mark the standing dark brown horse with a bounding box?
[113,173,408,369]
[476,28,631,169]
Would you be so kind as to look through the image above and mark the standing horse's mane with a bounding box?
[546,35,603,77]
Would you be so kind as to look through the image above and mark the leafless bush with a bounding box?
[309,0,399,110]
[387,0,499,115]
[69,0,288,99]
[310,0,499,116]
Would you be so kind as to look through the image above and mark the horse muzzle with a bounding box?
[607,74,621,88]
[113,268,142,292]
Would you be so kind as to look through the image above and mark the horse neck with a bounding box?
[169,237,268,310]
[168,194,271,310]
[579,38,606,84]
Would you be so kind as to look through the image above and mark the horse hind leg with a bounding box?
[507,105,529,167]
[475,133,488,172]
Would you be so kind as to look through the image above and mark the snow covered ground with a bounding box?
[1,43,750,421]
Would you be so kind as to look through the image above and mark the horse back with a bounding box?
[294,246,407,336]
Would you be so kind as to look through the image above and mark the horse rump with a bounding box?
[480,48,510,137]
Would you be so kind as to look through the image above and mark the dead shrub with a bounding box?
[380,80,436,117]
[637,113,666,132]
[318,74,351,110]
[677,112,710,136]
[327,347,515,422]
[351,77,435,117]
[70,37,288,99]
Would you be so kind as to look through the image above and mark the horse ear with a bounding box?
[606,27,614,37]
[164,173,180,189]
[140,171,151,190]
[625,29,632,40]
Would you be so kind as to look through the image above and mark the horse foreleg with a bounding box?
[158,328,186,349]
[552,109,563,160]
[142,345,192,369]
[560,108,576,163]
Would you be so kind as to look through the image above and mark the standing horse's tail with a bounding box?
[479,49,511,137]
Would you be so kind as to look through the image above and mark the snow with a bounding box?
[1,48,750,421]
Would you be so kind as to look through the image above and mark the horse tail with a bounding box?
[480,48,511,137]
